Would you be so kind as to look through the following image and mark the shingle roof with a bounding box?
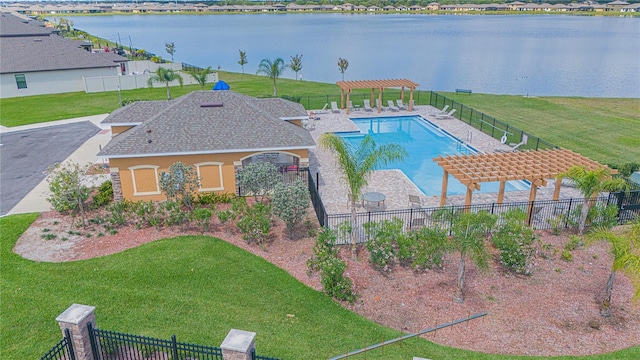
[99,91,315,158]
[0,13,119,74]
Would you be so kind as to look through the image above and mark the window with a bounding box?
[15,74,27,89]
[129,165,160,196]
[195,162,224,192]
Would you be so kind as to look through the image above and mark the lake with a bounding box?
[70,14,640,98]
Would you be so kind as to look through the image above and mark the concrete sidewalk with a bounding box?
[5,114,112,215]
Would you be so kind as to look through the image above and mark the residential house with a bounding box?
[98,91,315,202]
[0,12,124,98]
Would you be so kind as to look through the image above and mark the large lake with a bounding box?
[71,14,640,98]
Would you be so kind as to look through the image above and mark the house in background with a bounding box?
[0,12,125,98]
[98,91,315,202]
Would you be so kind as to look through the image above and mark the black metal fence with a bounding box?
[427,91,558,151]
[88,323,224,360]
[40,329,75,360]
[237,166,309,197]
[325,190,640,245]
[308,170,328,227]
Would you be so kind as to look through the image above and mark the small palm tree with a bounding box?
[558,166,628,234]
[434,210,497,303]
[256,57,288,96]
[588,220,640,317]
[147,67,184,100]
[319,133,407,258]
[189,66,212,90]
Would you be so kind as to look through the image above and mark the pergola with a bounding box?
[336,79,420,114]
[433,148,615,208]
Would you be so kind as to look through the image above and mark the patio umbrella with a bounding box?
[212,80,230,90]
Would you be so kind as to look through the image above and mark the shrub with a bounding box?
[133,201,155,229]
[161,200,189,228]
[410,226,449,270]
[546,214,565,235]
[363,219,405,272]
[307,227,339,272]
[159,162,199,211]
[196,192,236,205]
[92,180,113,208]
[231,196,248,218]
[565,235,583,251]
[106,200,131,227]
[237,202,272,246]
[236,162,280,203]
[217,209,233,232]
[561,249,573,262]
[46,161,91,226]
[190,207,213,232]
[272,180,310,239]
[492,209,537,275]
[308,228,356,304]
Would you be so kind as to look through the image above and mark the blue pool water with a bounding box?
[339,116,529,196]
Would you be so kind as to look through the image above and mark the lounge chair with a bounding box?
[331,101,340,113]
[396,99,406,110]
[388,100,399,111]
[315,103,329,114]
[435,108,456,119]
[348,101,354,112]
[363,99,373,112]
[375,99,384,111]
[409,195,424,209]
[495,134,529,153]
[439,105,450,114]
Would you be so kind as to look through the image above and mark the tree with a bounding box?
[272,180,310,239]
[434,210,497,303]
[256,57,288,96]
[46,162,92,228]
[338,57,349,81]
[159,162,199,211]
[238,50,248,74]
[165,42,176,61]
[189,66,212,90]
[290,54,303,80]
[236,162,281,203]
[319,133,407,259]
[147,67,184,100]
[588,220,640,317]
[558,166,628,234]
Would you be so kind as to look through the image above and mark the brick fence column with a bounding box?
[220,329,256,360]
[56,304,96,360]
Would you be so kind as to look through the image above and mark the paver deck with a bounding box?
[306,105,582,215]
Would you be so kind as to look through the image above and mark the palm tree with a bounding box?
[189,66,212,90]
[147,67,184,100]
[434,210,497,303]
[319,133,407,258]
[256,57,288,96]
[587,220,640,317]
[558,166,628,234]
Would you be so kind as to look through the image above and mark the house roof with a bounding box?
[99,91,316,158]
[0,13,120,74]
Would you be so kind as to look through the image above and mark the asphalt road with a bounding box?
[0,122,100,216]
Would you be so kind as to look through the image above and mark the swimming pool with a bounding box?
[339,115,529,196]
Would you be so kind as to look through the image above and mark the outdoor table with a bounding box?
[362,192,385,208]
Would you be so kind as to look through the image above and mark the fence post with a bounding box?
[56,304,97,360]
[221,329,256,360]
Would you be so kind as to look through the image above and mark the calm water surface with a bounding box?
[71,14,640,97]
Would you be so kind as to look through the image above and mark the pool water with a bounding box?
[339,116,529,196]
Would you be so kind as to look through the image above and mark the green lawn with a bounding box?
[1,214,639,359]
[440,93,640,166]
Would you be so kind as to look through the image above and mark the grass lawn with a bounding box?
[441,93,640,166]
[1,214,639,359]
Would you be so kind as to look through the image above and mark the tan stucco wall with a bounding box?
[111,125,134,136]
[110,148,309,202]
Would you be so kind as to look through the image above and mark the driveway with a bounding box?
[0,122,100,215]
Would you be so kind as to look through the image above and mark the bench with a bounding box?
[455,88,472,94]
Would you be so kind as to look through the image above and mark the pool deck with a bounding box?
[307,105,582,215]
